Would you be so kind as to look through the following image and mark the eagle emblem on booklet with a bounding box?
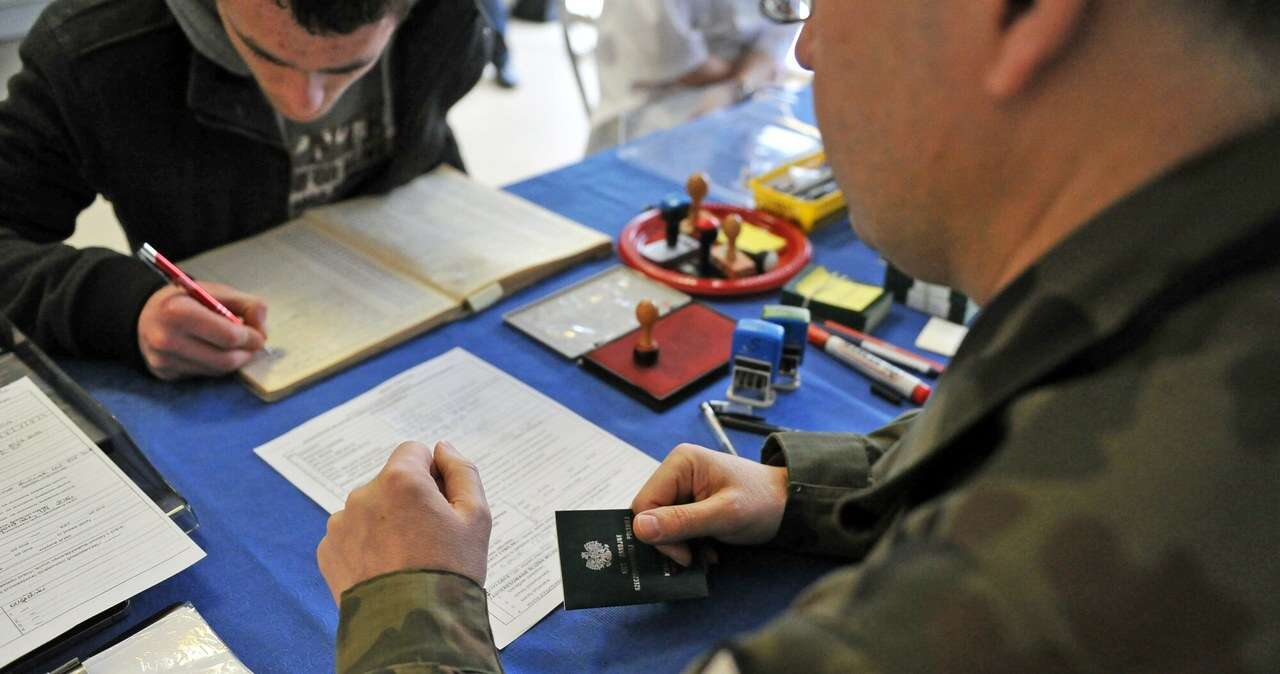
[555,509,709,610]
[581,541,613,571]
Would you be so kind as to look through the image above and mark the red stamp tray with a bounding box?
[617,204,813,297]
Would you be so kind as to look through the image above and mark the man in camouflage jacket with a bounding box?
[316,1,1280,672]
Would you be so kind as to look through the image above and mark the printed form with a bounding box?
[255,348,659,648]
[0,378,205,668]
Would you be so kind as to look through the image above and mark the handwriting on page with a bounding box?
[183,224,457,392]
[255,348,658,648]
[0,378,205,668]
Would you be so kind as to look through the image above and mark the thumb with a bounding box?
[239,326,267,352]
[633,493,736,545]
[243,302,268,334]
[433,441,488,514]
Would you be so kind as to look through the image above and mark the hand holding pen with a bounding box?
[135,243,269,381]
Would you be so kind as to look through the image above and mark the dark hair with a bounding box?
[274,0,410,35]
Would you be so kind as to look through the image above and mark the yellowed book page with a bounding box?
[182,222,459,398]
[309,166,610,301]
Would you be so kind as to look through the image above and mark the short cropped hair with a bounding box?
[275,0,410,35]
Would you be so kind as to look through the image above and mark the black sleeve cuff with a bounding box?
[69,253,164,367]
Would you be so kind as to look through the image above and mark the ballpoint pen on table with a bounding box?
[704,400,800,435]
[705,399,765,420]
[699,401,739,456]
[714,414,797,436]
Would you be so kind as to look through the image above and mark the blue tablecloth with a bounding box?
[52,91,942,673]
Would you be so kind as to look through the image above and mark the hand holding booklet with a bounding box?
[253,348,660,648]
[183,167,611,401]
[555,509,709,610]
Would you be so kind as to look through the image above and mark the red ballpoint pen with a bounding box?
[136,243,243,325]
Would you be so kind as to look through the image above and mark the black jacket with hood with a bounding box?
[0,0,489,364]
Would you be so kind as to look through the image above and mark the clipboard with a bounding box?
[0,316,199,672]
[34,602,248,674]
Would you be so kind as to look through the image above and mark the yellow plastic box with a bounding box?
[749,150,847,232]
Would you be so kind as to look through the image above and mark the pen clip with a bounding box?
[706,400,764,421]
[48,659,88,674]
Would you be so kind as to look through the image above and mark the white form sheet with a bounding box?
[0,378,205,668]
[254,348,659,648]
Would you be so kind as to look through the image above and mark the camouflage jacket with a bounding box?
[336,118,1280,673]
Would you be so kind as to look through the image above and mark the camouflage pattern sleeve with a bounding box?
[336,570,503,674]
[690,418,1278,673]
[676,241,1280,672]
[760,411,919,559]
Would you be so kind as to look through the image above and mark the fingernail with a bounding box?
[634,513,661,540]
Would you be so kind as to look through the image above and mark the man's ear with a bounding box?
[985,0,1091,99]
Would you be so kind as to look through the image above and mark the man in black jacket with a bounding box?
[0,0,488,379]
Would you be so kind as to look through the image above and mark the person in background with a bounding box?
[319,0,1280,671]
[0,0,487,380]
[478,0,517,88]
[587,0,799,152]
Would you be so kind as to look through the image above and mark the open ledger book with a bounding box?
[183,166,611,401]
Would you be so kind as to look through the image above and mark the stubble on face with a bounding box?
[806,2,988,285]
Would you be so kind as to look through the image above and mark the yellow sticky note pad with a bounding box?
[716,222,787,255]
[793,266,882,312]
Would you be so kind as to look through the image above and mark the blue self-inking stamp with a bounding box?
[639,195,699,267]
[762,304,810,391]
[726,318,785,410]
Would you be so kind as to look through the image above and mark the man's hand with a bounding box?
[137,283,268,380]
[631,444,789,567]
[676,56,735,87]
[317,441,492,605]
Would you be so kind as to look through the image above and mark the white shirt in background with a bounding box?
[593,0,798,133]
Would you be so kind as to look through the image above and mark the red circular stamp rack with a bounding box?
[617,204,813,297]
